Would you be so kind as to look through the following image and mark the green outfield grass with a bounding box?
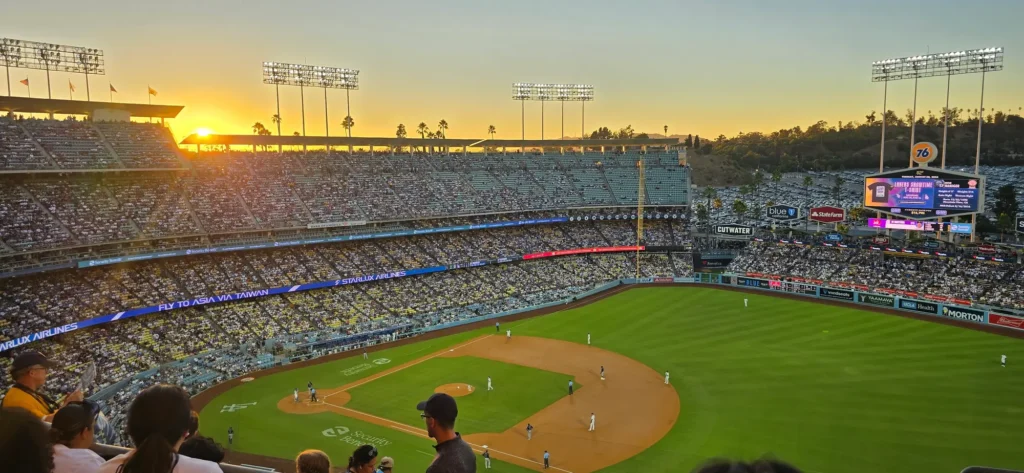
[345,356,577,435]
[200,286,1024,473]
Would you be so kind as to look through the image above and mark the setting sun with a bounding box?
[195,127,212,137]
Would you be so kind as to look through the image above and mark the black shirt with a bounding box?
[426,433,476,473]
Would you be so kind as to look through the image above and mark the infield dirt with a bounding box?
[276,335,680,472]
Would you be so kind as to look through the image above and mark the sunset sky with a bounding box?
[2,0,1022,142]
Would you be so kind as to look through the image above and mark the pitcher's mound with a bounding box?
[435,383,474,397]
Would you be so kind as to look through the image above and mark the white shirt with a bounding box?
[97,452,223,473]
[53,444,104,473]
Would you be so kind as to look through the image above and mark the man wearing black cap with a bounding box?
[1,350,82,421]
[417,393,476,473]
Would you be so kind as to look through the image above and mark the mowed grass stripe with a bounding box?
[509,286,1024,473]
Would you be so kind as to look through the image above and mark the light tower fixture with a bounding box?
[0,38,104,100]
[263,62,359,150]
[511,82,594,145]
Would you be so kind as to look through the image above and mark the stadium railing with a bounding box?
[91,443,274,472]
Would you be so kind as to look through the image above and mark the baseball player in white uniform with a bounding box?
[744,298,748,307]
[588,413,596,431]
[487,377,493,390]
[1002,354,1007,367]
[587,332,591,345]
[664,371,670,385]
[600,365,605,381]
[294,388,299,403]
[506,329,511,340]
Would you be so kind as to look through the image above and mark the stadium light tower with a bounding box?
[871,47,1003,170]
[0,38,104,100]
[512,83,534,149]
[555,84,594,140]
[265,62,359,148]
[512,83,594,146]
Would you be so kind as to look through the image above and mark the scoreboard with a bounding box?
[863,167,984,220]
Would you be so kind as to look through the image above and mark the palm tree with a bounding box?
[663,125,668,136]
[488,125,496,139]
[803,175,813,231]
[271,114,282,152]
[252,122,265,134]
[438,119,448,139]
[700,187,718,229]
[342,116,355,153]
[732,200,748,224]
[416,122,429,153]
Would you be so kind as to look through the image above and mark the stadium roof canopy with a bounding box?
[179,134,679,148]
[0,96,184,119]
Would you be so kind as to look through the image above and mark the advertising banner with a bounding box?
[523,245,643,260]
[1017,216,1024,233]
[714,224,753,237]
[989,313,1024,331]
[766,205,800,221]
[898,299,939,314]
[736,277,769,289]
[820,288,854,301]
[858,293,895,308]
[939,306,986,323]
[809,206,845,223]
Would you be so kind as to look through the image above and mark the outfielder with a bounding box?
[744,298,748,308]
[587,332,591,345]
[588,413,595,431]
[664,371,670,385]
[227,427,234,445]
[487,377,493,391]
[1002,354,1007,367]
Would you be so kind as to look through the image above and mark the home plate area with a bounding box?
[434,383,475,397]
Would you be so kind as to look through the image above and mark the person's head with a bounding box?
[378,456,394,473]
[0,407,54,473]
[50,400,100,449]
[121,384,194,473]
[296,449,331,473]
[347,444,378,473]
[416,393,458,439]
[693,458,802,473]
[178,435,225,463]
[9,350,55,390]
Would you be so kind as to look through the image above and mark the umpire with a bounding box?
[417,393,476,473]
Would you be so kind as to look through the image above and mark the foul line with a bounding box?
[324,335,493,399]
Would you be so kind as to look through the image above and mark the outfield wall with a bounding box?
[689,273,1024,332]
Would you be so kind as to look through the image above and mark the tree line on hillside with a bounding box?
[693,108,1024,171]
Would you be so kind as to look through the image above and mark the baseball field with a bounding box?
[197,286,1024,473]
